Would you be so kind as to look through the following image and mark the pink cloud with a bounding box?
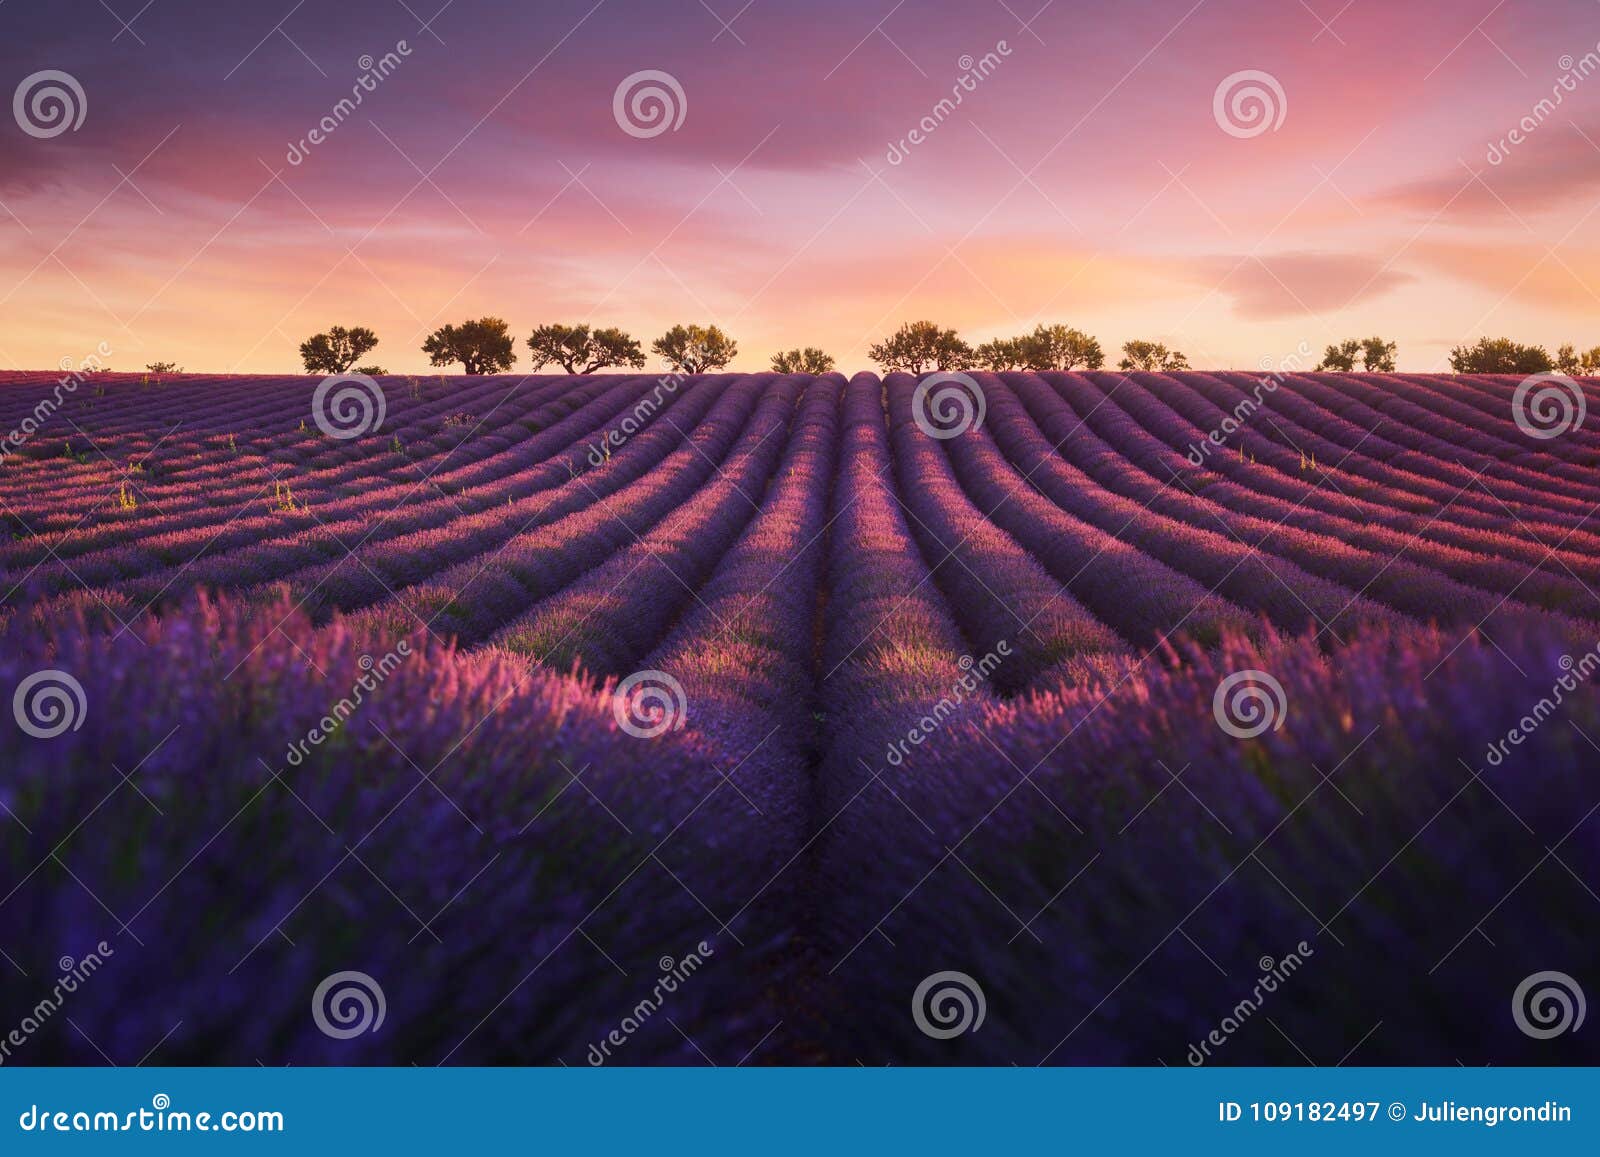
[1185,253,1415,320]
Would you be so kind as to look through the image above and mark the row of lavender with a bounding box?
[2,369,1598,1063]
[6,371,1600,655]
[4,532,1594,1062]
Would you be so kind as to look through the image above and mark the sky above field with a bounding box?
[3,0,1600,373]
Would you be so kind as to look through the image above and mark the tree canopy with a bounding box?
[977,324,1104,371]
[869,321,974,373]
[1318,337,1397,372]
[422,318,517,375]
[300,326,379,375]
[527,324,646,373]
[1554,344,1600,375]
[652,324,739,373]
[1448,337,1553,375]
[770,347,836,374]
[1118,340,1190,372]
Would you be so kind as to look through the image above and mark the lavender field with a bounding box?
[1,368,1597,1066]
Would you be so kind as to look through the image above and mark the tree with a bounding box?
[975,325,1104,372]
[1555,344,1600,374]
[975,337,1026,371]
[300,326,379,375]
[354,365,387,375]
[770,347,836,374]
[1118,340,1190,372]
[652,324,738,373]
[1448,337,1553,374]
[1361,337,1398,372]
[1019,324,1104,371]
[527,324,646,373]
[868,321,974,373]
[1318,337,1397,372]
[422,318,517,374]
[145,361,182,374]
[1317,339,1361,372]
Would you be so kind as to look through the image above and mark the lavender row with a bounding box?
[0,593,787,1064]
[488,376,809,672]
[1132,372,1600,612]
[987,373,1400,636]
[1051,373,1559,633]
[883,373,1124,693]
[942,376,1260,650]
[340,377,769,646]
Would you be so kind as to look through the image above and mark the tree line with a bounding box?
[295,321,755,376]
[282,320,1600,377]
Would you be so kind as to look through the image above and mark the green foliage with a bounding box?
[354,364,387,376]
[651,324,739,373]
[1318,339,1360,372]
[974,337,1025,370]
[769,347,835,374]
[299,326,379,375]
[422,317,517,374]
[1118,340,1190,372]
[1361,337,1398,372]
[1448,337,1553,374]
[527,324,647,373]
[1554,343,1600,375]
[1318,337,1396,372]
[979,324,1105,371]
[1026,324,1105,371]
[868,321,974,373]
[144,362,182,374]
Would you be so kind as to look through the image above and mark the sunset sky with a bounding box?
[3,0,1600,373]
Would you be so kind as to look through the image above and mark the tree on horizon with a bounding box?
[300,326,379,375]
[770,347,835,374]
[527,324,646,373]
[1555,343,1600,375]
[422,318,517,374]
[653,324,739,373]
[978,324,1104,372]
[1318,337,1397,372]
[869,321,974,373]
[1118,340,1189,372]
[1448,337,1553,375]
